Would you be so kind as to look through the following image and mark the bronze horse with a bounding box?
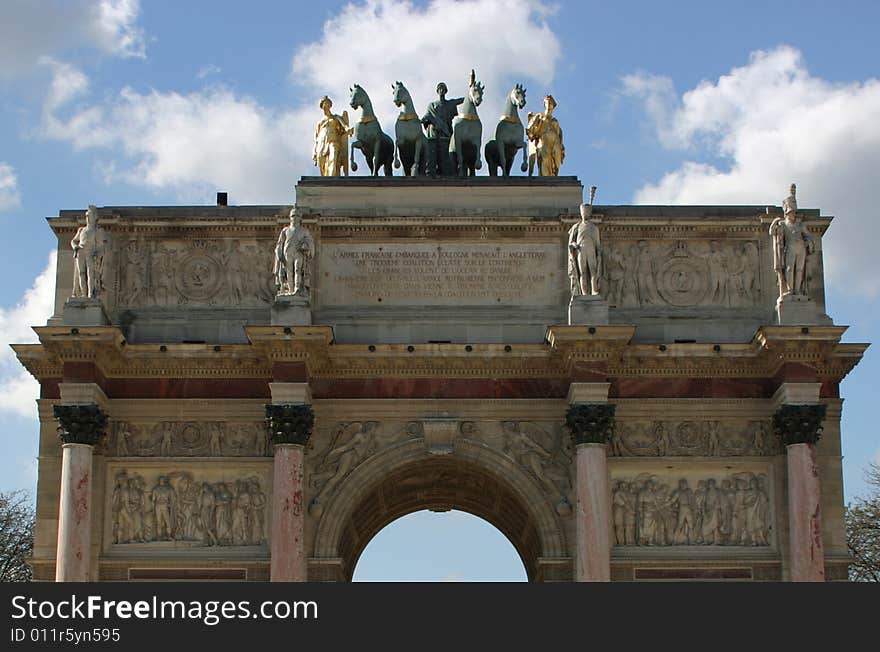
[349,84,394,176]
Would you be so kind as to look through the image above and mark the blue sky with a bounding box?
[1,1,878,580]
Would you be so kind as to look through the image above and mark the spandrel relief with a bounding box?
[108,421,269,457]
[308,421,379,517]
[612,471,772,547]
[114,237,276,308]
[601,239,762,308]
[610,420,778,457]
[109,469,268,547]
[501,421,573,515]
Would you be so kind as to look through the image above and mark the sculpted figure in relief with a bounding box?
[70,205,109,299]
[635,240,660,305]
[309,422,378,515]
[151,476,177,540]
[769,183,815,299]
[567,187,601,297]
[274,208,315,297]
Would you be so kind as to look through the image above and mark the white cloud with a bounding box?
[38,0,562,202]
[292,0,561,134]
[0,0,145,79]
[0,163,22,211]
[0,252,56,419]
[90,0,146,59]
[40,61,309,204]
[622,46,880,294]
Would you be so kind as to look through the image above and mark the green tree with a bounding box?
[0,490,34,582]
[846,463,880,582]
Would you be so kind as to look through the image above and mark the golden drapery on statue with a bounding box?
[526,94,565,176]
[314,96,352,176]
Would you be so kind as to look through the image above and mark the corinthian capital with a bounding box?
[772,403,826,446]
[566,403,616,446]
[265,403,314,447]
[53,404,107,446]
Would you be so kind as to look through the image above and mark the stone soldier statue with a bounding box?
[421,82,463,176]
[274,207,315,297]
[70,204,109,299]
[568,186,601,296]
[769,183,814,299]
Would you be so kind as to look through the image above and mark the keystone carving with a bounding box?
[53,403,108,446]
[772,404,826,446]
[566,403,616,446]
[265,404,314,447]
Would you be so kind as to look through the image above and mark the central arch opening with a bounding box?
[352,510,528,581]
[328,455,548,580]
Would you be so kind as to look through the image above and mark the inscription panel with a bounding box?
[317,242,564,307]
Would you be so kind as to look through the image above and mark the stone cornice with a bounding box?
[12,323,866,385]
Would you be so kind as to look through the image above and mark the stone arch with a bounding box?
[311,438,569,581]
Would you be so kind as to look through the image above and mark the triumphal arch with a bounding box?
[15,176,866,582]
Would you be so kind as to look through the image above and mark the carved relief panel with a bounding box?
[611,420,777,457]
[106,421,269,457]
[610,466,775,548]
[114,237,276,309]
[103,465,270,550]
[601,239,762,308]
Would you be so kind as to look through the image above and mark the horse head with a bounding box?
[469,79,485,107]
[391,80,410,108]
[512,83,527,110]
[349,84,367,110]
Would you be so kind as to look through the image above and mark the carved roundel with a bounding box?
[657,258,708,306]
[179,422,203,452]
[176,253,222,301]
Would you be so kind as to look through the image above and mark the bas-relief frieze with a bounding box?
[115,238,276,308]
[611,470,773,548]
[610,420,776,457]
[601,239,763,308]
[106,421,269,457]
[107,468,269,548]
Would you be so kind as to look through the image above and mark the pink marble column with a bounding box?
[56,443,95,582]
[271,444,306,582]
[786,443,825,582]
[575,443,611,582]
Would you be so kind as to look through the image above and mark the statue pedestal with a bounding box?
[568,295,609,326]
[62,297,109,326]
[776,295,830,326]
[272,294,312,326]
